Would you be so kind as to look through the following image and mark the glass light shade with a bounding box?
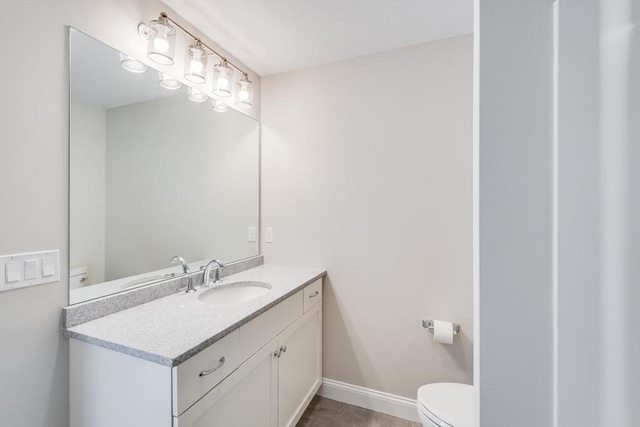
[120,53,147,73]
[188,87,208,103]
[213,60,233,97]
[158,72,182,90]
[184,43,207,84]
[211,98,229,113]
[146,18,176,65]
[235,75,253,109]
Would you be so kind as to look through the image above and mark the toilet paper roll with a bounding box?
[433,320,454,344]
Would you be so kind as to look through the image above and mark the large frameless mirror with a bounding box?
[69,28,259,304]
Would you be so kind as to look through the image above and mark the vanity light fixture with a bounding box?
[235,74,254,109]
[158,72,182,90]
[140,12,254,109]
[213,59,233,97]
[120,53,148,73]
[139,14,176,65]
[188,87,208,103]
[185,41,207,84]
[211,98,229,113]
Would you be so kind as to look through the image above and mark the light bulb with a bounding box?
[217,77,229,89]
[213,59,232,97]
[190,60,203,73]
[153,36,169,52]
[239,89,249,101]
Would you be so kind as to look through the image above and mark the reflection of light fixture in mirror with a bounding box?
[211,98,229,113]
[158,72,182,90]
[235,74,254,109]
[188,87,208,103]
[185,42,207,83]
[120,53,148,73]
[139,14,176,65]
[213,59,232,97]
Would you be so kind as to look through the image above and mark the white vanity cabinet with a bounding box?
[278,300,322,427]
[176,338,280,427]
[70,278,322,427]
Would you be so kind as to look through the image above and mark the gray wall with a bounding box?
[557,1,640,426]
[477,1,554,425]
[0,2,259,426]
[477,1,640,426]
[261,35,473,399]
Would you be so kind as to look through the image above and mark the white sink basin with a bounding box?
[198,281,272,305]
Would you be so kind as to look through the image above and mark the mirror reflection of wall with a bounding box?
[69,28,259,303]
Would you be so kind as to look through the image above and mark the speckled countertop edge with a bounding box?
[62,256,264,329]
[64,265,326,367]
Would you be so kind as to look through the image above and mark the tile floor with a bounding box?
[296,396,422,427]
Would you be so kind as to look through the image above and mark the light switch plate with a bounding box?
[0,250,60,292]
[248,226,257,242]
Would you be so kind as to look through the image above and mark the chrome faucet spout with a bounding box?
[170,256,191,274]
[171,256,195,293]
[202,259,226,287]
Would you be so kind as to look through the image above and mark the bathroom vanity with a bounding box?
[65,265,325,427]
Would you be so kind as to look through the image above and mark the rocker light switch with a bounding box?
[42,257,55,277]
[5,262,20,283]
[24,259,37,280]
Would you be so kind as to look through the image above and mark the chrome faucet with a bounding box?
[171,256,195,293]
[202,259,225,287]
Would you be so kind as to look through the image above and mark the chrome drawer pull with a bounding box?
[309,291,319,298]
[199,356,225,377]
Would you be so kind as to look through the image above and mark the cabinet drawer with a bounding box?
[239,291,303,362]
[303,279,322,313]
[173,329,241,416]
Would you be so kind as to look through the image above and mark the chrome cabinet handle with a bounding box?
[281,345,287,353]
[199,356,225,377]
[309,291,319,298]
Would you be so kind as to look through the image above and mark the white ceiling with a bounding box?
[164,0,473,76]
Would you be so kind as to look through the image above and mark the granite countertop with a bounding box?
[64,264,325,367]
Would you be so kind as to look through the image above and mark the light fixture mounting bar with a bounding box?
[160,12,248,77]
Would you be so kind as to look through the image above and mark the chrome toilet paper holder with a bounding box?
[422,319,460,335]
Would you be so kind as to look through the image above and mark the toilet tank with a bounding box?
[69,266,89,289]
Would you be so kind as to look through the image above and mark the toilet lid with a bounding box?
[417,383,473,427]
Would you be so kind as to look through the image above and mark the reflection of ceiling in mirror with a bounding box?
[70,28,180,109]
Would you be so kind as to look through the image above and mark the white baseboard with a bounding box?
[318,378,420,423]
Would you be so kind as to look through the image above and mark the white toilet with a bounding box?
[417,383,473,427]
[69,266,89,289]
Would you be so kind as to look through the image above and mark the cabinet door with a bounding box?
[176,338,279,427]
[278,302,322,427]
